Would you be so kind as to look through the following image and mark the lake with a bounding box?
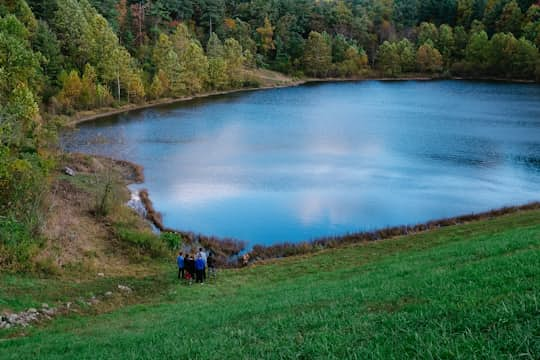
[62,80,540,246]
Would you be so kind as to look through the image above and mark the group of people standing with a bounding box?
[176,248,215,284]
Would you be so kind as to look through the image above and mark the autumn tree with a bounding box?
[208,57,228,90]
[457,0,475,27]
[522,5,540,47]
[465,30,491,73]
[417,22,438,46]
[303,31,332,77]
[376,41,401,76]
[437,24,455,67]
[416,43,443,73]
[223,38,244,86]
[396,39,416,73]
[152,34,185,96]
[256,16,275,56]
[489,32,518,75]
[335,46,368,77]
[80,63,97,108]
[182,41,209,93]
[57,70,82,111]
[496,0,523,35]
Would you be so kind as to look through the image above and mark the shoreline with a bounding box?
[131,168,540,262]
[67,80,305,126]
[66,77,540,263]
[66,75,537,126]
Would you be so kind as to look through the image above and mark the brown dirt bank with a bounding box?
[40,153,159,275]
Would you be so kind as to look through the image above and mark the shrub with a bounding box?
[0,217,40,272]
[115,225,168,258]
[160,232,182,251]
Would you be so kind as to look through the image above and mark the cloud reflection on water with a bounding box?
[62,81,540,245]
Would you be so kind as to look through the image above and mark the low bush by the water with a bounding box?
[249,202,540,262]
[138,189,246,267]
[160,232,182,251]
[114,225,168,259]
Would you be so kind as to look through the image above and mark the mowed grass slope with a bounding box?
[3,210,540,359]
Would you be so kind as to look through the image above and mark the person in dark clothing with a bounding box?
[207,252,216,279]
[185,255,195,283]
[176,252,184,280]
[195,255,205,284]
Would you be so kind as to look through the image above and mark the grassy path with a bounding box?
[2,210,540,359]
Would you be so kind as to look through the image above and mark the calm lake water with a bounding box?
[62,80,540,246]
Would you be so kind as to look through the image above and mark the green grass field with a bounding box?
[2,210,540,359]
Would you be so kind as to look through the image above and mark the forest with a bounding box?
[1,0,540,267]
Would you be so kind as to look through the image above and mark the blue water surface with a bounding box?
[62,80,540,245]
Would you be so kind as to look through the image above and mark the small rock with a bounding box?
[64,167,76,176]
[105,291,113,297]
[7,314,18,323]
[117,285,132,292]
[41,308,56,316]
[66,302,72,309]
[41,303,49,309]
[27,308,38,313]
[97,272,105,277]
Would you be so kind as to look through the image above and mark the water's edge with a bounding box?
[67,76,536,126]
[67,78,540,263]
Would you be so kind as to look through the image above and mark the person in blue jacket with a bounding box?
[176,252,184,280]
[195,254,205,284]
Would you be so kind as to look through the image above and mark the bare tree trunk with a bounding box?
[117,71,121,101]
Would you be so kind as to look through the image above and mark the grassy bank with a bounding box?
[2,208,539,358]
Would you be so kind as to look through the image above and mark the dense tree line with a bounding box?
[3,0,539,114]
[1,0,540,265]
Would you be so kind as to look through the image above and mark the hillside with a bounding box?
[2,209,539,359]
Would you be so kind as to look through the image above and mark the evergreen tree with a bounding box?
[206,32,224,58]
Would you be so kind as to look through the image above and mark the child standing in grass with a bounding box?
[176,252,184,280]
